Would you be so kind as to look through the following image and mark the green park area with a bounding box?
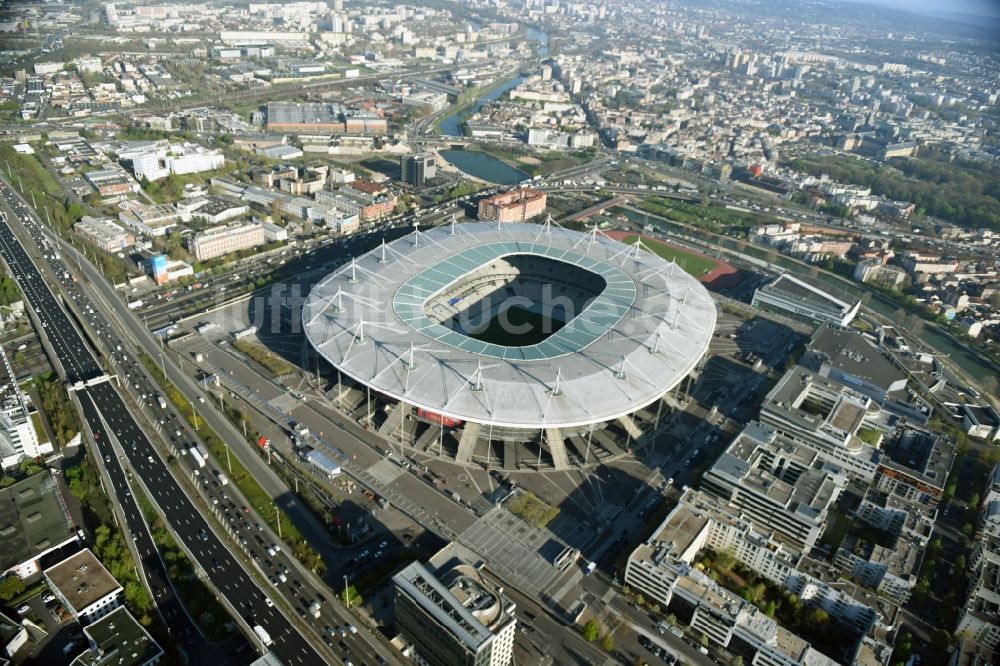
[620,234,718,277]
[233,339,295,377]
[507,490,559,528]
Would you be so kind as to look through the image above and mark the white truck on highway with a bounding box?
[214,470,229,486]
[309,601,321,619]
[189,446,207,468]
[157,395,167,409]
[253,625,273,646]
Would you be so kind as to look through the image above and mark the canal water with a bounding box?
[438,75,525,137]
[439,149,528,185]
[436,27,548,137]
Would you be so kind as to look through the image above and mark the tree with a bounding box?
[806,608,830,625]
[665,613,676,626]
[731,657,744,666]
[581,618,600,642]
[600,633,614,652]
[340,585,361,608]
[0,574,25,601]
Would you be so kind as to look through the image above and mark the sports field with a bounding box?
[618,234,718,277]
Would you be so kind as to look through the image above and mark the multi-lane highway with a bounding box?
[0,179,337,664]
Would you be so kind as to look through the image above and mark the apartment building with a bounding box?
[759,368,882,482]
[625,489,895,665]
[477,189,547,223]
[699,421,847,555]
[954,463,1000,664]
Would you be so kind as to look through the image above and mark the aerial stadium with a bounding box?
[302,220,716,470]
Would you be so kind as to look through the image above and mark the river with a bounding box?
[439,149,528,185]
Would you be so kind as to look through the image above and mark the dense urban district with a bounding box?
[0,1,997,666]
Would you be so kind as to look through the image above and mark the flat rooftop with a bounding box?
[808,326,906,392]
[73,606,162,666]
[758,273,855,316]
[45,549,121,612]
[267,101,345,126]
[0,472,75,571]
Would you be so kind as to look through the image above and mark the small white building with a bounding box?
[45,549,123,625]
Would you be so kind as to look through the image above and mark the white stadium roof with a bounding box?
[303,221,716,429]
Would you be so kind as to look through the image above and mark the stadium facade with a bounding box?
[303,221,716,470]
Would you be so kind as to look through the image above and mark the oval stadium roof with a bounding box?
[303,221,716,429]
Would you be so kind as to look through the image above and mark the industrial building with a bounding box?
[266,102,387,134]
[74,217,135,252]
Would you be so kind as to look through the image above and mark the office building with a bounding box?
[45,549,123,625]
[400,153,437,187]
[71,606,164,666]
[74,217,135,252]
[802,326,908,404]
[875,426,953,509]
[0,471,79,579]
[393,543,517,666]
[752,274,861,326]
[700,421,847,554]
[477,189,547,223]
[127,143,224,182]
[188,222,265,261]
[759,368,882,482]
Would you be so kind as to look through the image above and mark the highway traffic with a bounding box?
[0,176,387,664]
